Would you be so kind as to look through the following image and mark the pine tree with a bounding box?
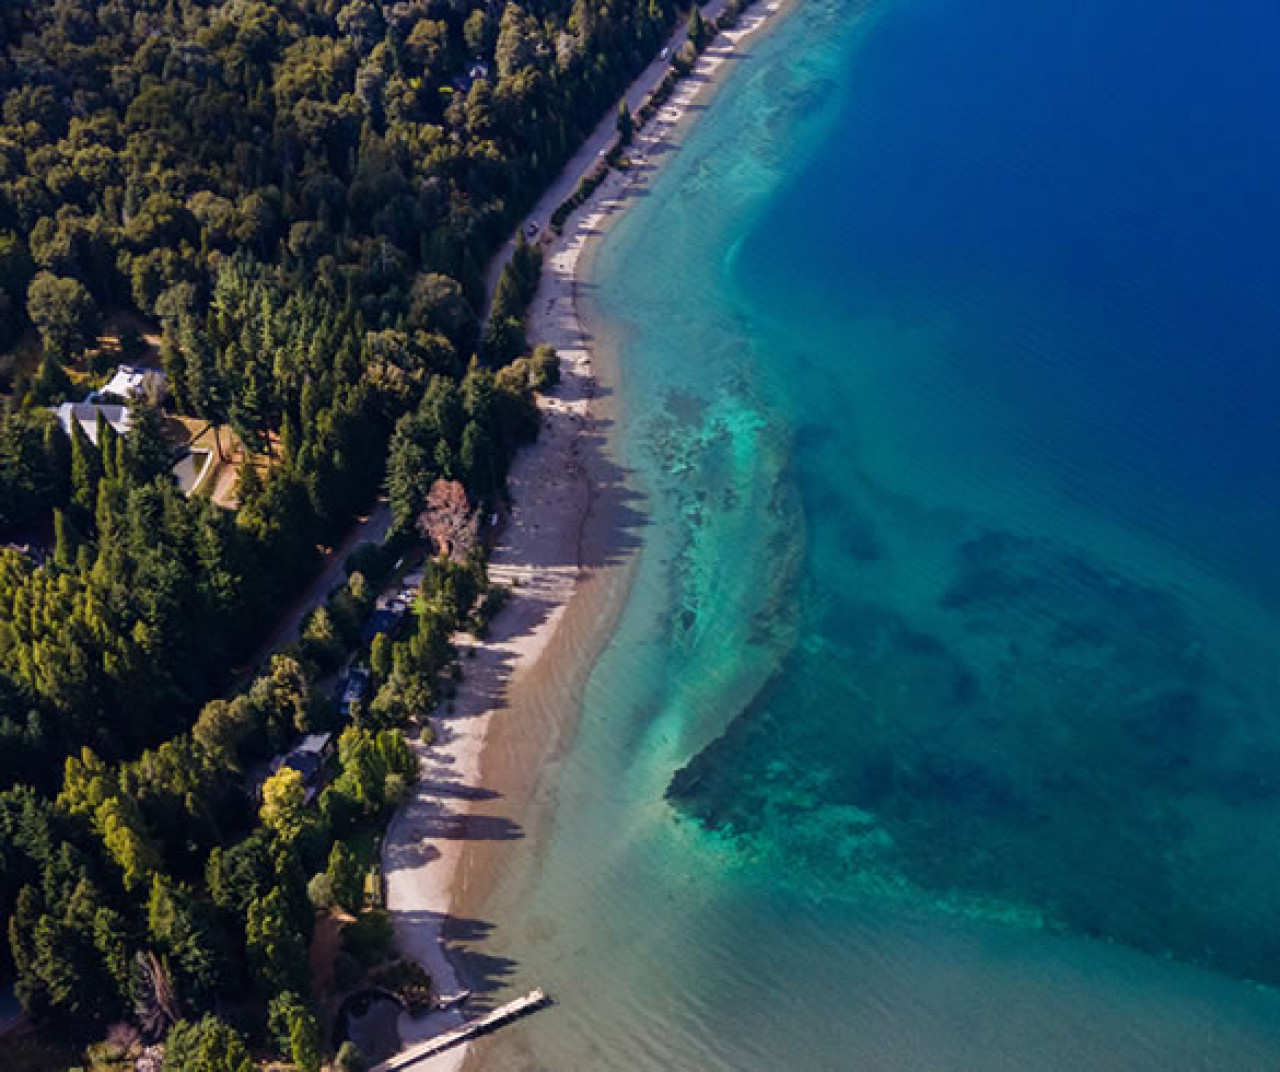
[246,887,309,996]
[53,508,76,566]
[289,1007,323,1072]
[235,457,264,508]
[98,416,120,482]
[42,416,70,503]
[370,632,393,686]
[688,5,709,50]
[69,418,102,517]
[125,401,173,483]
[326,841,364,914]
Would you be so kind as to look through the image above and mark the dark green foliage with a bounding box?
[532,345,561,390]
[370,958,432,1011]
[0,0,685,1047]
[9,877,131,1025]
[289,1008,324,1072]
[335,1039,369,1072]
[26,272,97,360]
[327,841,365,914]
[206,832,275,919]
[340,909,393,968]
[0,0,677,367]
[145,877,225,1010]
[0,475,260,759]
[268,991,322,1069]
[322,727,418,827]
[484,234,543,363]
[122,401,172,484]
[246,886,310,997]
[386,361,538,529]
[688,6,711,52]
[162,1016,255,1072]
[346,541,396,590]
[0,406,65,527]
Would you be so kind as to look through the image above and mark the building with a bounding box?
[361,589,413,645]
[266,732,334,804]
[340,667,371,718]
[52,402,132,445]
[99,364,167,403]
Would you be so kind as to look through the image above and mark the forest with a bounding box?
[0,0,682,1066]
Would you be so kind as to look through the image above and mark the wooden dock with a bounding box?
[371,989,551,1072]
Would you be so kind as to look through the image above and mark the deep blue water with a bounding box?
[471,0,1280,1067]
[740,0,1280,604]
[673,0,1280,985]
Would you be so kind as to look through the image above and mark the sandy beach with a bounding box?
[380,3,790,1068]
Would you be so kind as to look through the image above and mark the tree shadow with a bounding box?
[389,910,523,1012]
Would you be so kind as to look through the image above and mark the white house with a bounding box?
[100,364,166,402]
[52,402,132,445]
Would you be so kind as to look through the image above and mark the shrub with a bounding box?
[371,959,433,1012]
[307,872,335,910]
[335,1041,368,1072]
[672,40,698,74]
[163,1017,254,1072]
[384,772,409,807]
[341,910,394,967]
[531,345,560,390]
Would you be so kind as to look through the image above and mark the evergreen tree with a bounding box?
[617,99,634,143]
[146,877,224,1008]
[163,1016,255,1072]
[688,5,709,51]
[125,401,173,483]
[327,841,364,914]
[52,508,76,566]
[69,418,102,517]
[246,887,308,996]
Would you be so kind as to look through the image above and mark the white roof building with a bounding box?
[53,402,132,445]
[101,364,166,401]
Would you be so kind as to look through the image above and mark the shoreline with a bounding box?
[381,2,794,1068]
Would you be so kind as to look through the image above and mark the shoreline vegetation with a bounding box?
[0,0,789,1068]
[0,0,690,1067]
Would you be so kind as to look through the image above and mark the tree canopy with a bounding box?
[0,0,687,1061]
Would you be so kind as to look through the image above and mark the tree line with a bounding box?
[0,0,687,1065]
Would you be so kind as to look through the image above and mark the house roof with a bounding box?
[101,365,165,400]
[341,669,370,705]
[295,732,332,756]
[53,402,132,445]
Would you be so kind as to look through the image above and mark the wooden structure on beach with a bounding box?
[370,989,551,1071]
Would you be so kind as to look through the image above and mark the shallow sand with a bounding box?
[380,3,790,1068]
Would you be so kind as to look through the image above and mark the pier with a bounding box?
[370,989,551,1071]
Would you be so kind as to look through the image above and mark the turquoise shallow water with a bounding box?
[467,0,1280,1067]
